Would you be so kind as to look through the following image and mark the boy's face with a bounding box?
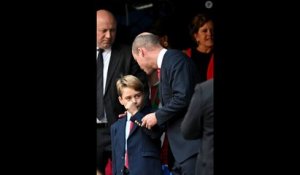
[118,87,144,112]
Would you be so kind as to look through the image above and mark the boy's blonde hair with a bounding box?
[116,75,144,96]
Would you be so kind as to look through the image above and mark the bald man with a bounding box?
[96,9,149,174]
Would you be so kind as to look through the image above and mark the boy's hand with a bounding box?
[125,100,138,115]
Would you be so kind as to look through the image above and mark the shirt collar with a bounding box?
[97,47,111,53]
[126,112,132,121]
[157,48,167,69]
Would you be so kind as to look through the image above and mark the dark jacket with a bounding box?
[111,107,163,175]
[181,79,214,175]
[155,49,201,163]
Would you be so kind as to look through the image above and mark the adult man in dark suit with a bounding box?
[181,79,214,175]
[96,9,148,174]
[131,32,201,175]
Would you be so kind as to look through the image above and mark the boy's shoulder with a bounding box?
[111,112,127,129]
[118,111,127,119]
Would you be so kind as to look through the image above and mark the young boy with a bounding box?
[111,75,163,175]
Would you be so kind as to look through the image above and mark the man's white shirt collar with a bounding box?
[157,48,167,69]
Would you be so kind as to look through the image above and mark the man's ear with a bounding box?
[138,48,145,57]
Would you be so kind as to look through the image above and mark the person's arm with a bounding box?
[155,57,196,125]
[131,111,163,139]
[128,103,162,139]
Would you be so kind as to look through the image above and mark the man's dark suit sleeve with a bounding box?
[155,56,196,125]
[131,107,163,139]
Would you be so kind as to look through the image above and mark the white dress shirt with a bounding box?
[157,48,167,69]
[125,112,132,151]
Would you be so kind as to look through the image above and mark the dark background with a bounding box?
[3,0,297,174]
[96,0,217,49]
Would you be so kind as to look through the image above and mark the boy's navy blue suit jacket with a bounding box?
[111,106,163,175]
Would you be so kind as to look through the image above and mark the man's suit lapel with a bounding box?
[105,49,121,95]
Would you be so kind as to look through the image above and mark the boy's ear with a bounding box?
[118,96,124,105]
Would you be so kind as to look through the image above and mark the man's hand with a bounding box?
[141,112,157,129]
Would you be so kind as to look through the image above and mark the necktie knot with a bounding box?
[97,49,104,62]
[97,48,104,53]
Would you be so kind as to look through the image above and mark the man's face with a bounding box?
[97,13,117,49]
[132,50,154,75]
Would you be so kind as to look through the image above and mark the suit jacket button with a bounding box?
[121,169,123,173]
[121,156,124,159]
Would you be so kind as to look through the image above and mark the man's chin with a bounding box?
[102,43,112,49]
[142,69,150,75]
[146,69,156,75]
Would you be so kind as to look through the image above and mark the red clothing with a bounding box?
[105,159,112,175]
[160,134,170,164]
[207,54,214,80]
[185,48,214,81]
